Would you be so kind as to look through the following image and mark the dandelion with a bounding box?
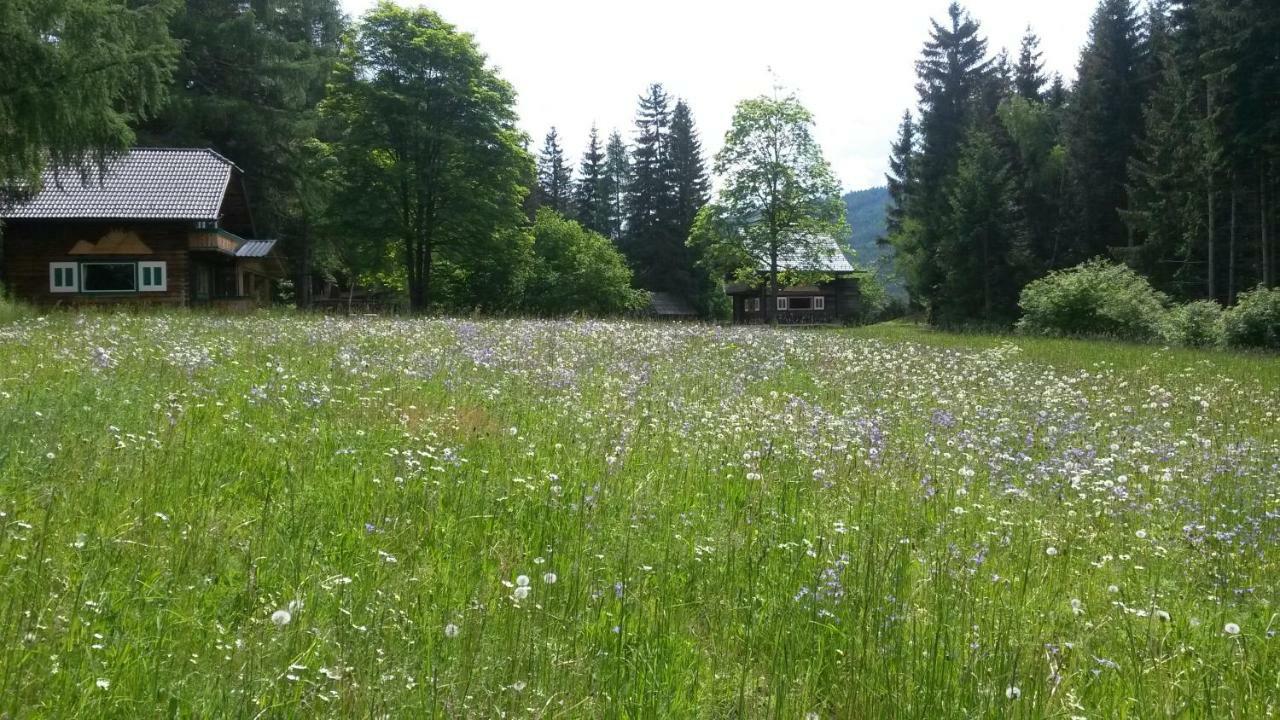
[1006,686,1021,700]
[1134,529,1147,539]
[1046,546,1058,557]
[1070,598,1083,615]
[96,678,110,690]
[443,623,460,638]
[1107,584,1120,594]
[1155,609,1170,622]
[542,572,557,584]
[1224,622,1241,635]
[271,609,292,627]
[805,713,821,720]
[515,575,530,587]
[513,586,531,601]
[511,680,526,692]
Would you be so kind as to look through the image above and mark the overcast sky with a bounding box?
[339,0,1100,192]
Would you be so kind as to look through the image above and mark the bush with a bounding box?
[523,209,647,316]
[1017,260,1169,341]
[1222,285,1280,349]
[1162,300,1225,348]
[0,286,31,324]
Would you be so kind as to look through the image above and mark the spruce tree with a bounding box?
[1063,0,1149,261]
[574,125,609,235]
[602,130,630,243]
[668,101,710,242]
[667,99,712,305]
[1046,74,1069,109]
[940,129,1021,323]
[624,83,674,290]
[884,110,916,240]
[1123,56,1206,295]
[138,0,345,306]
[898,2,992,317]
[537,127,574,215]
[1015,28,1048,101]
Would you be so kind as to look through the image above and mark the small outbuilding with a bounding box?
[0,148,284,308]
[725,235,865,325]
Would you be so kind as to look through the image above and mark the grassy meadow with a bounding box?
[0,312,1277,718]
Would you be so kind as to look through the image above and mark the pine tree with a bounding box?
[939,129,1021,323]
[624,83,674,290]
[668,101,710,241]
[602,130,630,243]
[1015,28,1048,101]
[898,2,993,317]
[1063,0,1149,261]
[537,127,573,215]
[884,110,916,240]
[1046,74,1069,109]
[138,0,345,306]
[666,99,712,305]
[574,125,609,235]
[1123,56,1207,295]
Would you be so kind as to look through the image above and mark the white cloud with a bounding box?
[339,0,1097,191]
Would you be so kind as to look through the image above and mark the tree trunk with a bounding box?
[295,221,313,310]
[1263,165,1273,288]
[1207,181,1216,302]
[1205,87,1216,302]
[1228,175,1237,305]
[767,264,779,326]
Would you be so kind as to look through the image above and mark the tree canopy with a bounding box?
[691,93,848,324]
[0,0,178,199]
[322,2,530,312]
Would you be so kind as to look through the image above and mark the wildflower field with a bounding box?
[0,314,1277,718]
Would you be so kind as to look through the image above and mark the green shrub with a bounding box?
[1163,300,1225,348]
[1222,285,1280,349]
[523,209,647,316]
[0,286,31,324]
[1017,260,1169,341]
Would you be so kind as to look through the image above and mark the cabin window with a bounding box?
[745,297,761,312]
[80,262,137,293]
[49,262,78,293]
[788,296,813,310]
[814,296,825,310]
[777,296,788,311]
[139,261,167,292]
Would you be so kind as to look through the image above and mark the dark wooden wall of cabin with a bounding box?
[1,221,191,306]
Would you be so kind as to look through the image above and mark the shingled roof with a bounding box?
[763,234,856,273]
[1,148,237,221]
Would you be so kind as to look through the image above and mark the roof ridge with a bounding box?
[124,147,240,171]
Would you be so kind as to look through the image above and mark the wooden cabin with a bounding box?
[726,236,865,325]
[0,148,284,308]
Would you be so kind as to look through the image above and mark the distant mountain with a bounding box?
[842,186,904,297]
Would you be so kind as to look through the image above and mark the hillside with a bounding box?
[842,186,902,296]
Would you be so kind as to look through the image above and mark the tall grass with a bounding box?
[0,314,1276,717]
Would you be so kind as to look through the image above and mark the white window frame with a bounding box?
[777,296,788,311]
[49,262,78,293]
[138,261,167,292]
[814,296,825,311]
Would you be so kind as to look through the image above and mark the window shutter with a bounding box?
[49,262,78,293]
[814,296,825,310]
[776,296,787,311]
[139,261,167,292]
